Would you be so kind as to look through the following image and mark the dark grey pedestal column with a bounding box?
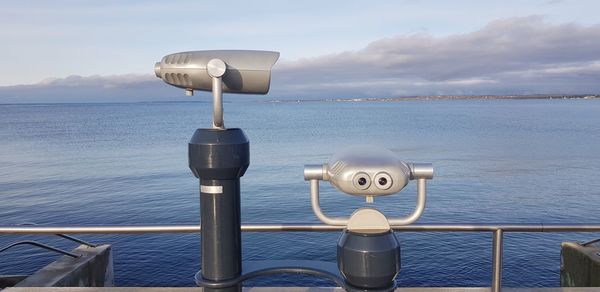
[338,230,400,291]
[189,128,249,292]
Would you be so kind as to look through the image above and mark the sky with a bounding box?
[1,0,600,101]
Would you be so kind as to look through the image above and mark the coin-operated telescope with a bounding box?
[155,50,279,128]
[155,50,279,292]
[305,145,433,291]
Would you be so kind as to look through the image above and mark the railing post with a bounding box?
[492,229,503,292]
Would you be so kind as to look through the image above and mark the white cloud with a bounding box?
[2,16,600,102]
[37,74,154,87]
[271,16,600,97]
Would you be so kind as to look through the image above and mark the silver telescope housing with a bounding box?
[154,50,279,94]
[154,50,279,129]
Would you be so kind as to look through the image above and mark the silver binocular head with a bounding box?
[326,145,411,196]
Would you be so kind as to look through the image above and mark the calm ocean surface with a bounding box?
[1,99,600,287]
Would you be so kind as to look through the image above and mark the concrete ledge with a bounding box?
[561,241,600,287]
[13,244,113,288]
[0,276,27,289]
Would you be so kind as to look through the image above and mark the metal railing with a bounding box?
[2,223,600,292]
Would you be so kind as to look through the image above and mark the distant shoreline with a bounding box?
[1,94,598,105]
[266,94,600,103]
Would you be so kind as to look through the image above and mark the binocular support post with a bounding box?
[306,164,432,226]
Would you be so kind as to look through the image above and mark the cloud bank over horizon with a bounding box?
[2,17,600,103]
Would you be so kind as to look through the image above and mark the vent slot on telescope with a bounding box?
[163,73,192,87]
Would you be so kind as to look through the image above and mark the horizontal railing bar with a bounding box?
[0,225,201,234]
[1,223,600,234]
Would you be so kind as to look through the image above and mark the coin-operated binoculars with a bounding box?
[155,50,279,292]
[305,146,433,291]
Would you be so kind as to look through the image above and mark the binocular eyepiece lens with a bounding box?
[374,172,393,190]
[353,172,371,190]
[358,177,367,186]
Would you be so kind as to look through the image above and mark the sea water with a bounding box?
[1,99,600,287]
